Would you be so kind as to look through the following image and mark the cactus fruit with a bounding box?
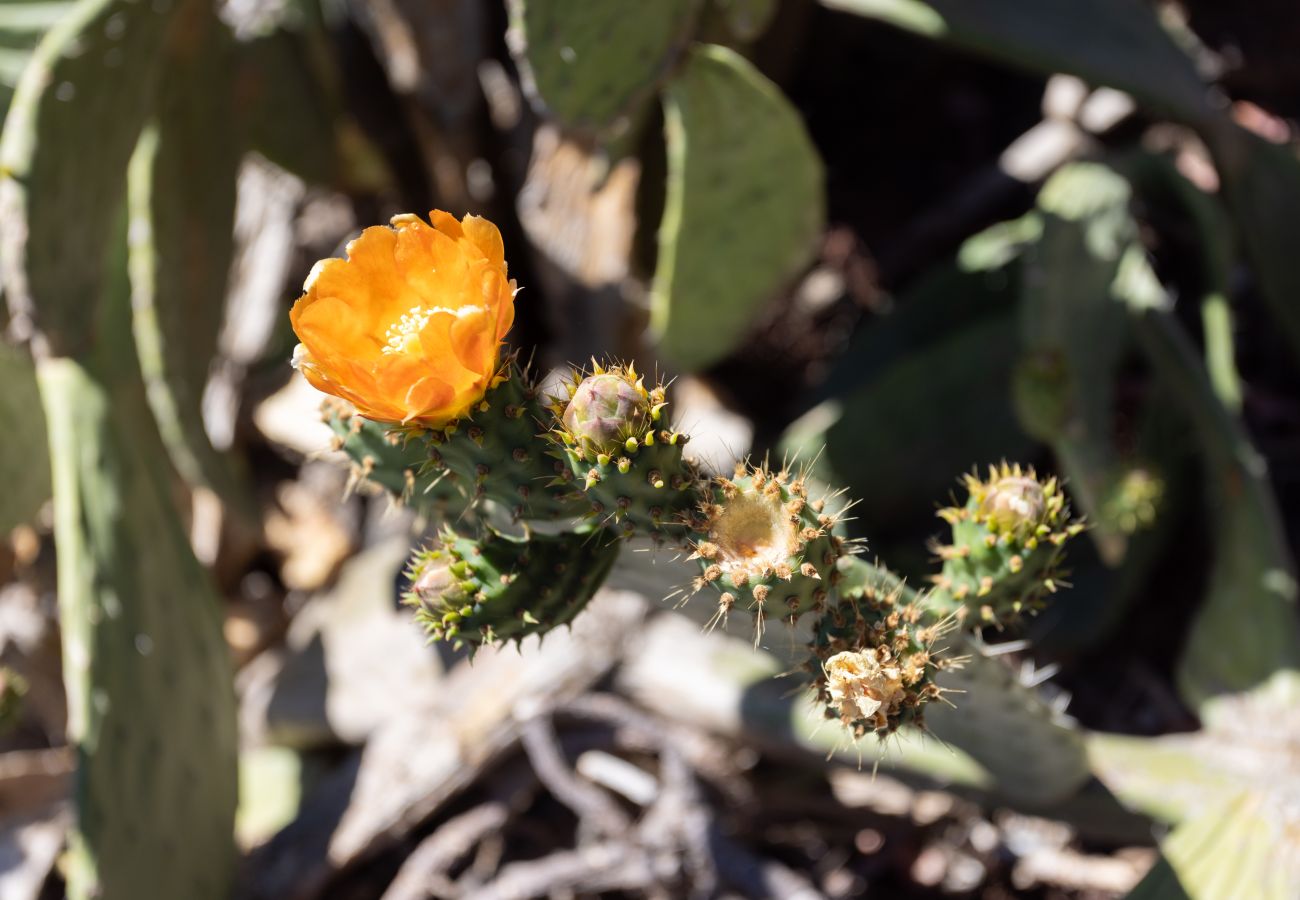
[550,363,698,540]
[809,572,947,738]
[686,462,847,633]
[405,525,620,649]
[930,462,1083,625]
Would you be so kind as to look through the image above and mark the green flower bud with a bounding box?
[562,372,651,456]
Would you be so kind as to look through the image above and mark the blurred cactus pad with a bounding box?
[2,0,1300,897]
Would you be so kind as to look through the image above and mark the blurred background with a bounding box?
[1,0,1298,897]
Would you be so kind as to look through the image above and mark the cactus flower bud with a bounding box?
[411,555,456,602]
[978,474,1047,535]
[562,372,651,456]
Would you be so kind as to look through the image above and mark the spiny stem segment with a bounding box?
[929,462,1084,626]
[405,525,621,651]
[547,361,700,541]
[685,461,849,639]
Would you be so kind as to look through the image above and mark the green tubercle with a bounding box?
[322,401,468,515]
[550,362,699,541]
[930,462,1083,625]
[405,525,621,649]
[687,462,847,636]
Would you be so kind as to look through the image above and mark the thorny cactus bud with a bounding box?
[978,473,1048,537]
[562,372,651,456]
[685,462,851,640]
[403,526,621,650]
[931,462,1084,625]
[549,361,696,541]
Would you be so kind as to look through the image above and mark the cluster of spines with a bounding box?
[403,525,620,650]
[414,358,584,521]
[323,399,467,513]
[685,461,850,639]
[547,361,700,540]
[930,462,1083,625]
[809,575,949,739]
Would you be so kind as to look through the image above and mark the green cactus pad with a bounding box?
[931,462,1082,626]
[406,525,621,648]
[505,0,701,135]
[127,6,255,524]
[0,342,50,533]
[652,43,825,371]
[0,0,184,356]
[809,566,945,738]
[550,363,699,541]
[323,403,468,517]
[36,265,237,900]
[420,360,584,522]
[687,463,845,631]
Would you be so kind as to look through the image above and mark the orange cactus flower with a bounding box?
[290,210,517,427]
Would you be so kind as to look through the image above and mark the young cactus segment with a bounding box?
[323,401,468,515]
[809,571,947,739]
[423,359,585,521]
[550,363,698,540]
[931,462,1083,625]
[687,462,846,633]
[405,525,621,649]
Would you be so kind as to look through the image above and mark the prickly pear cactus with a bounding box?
[1015,162,1156,566]
[0,1,238,896]
[323,402,469,515]
[127,2,253,522]
[0,0,186,356]
[505,0,702,135]
[0,341,50,533]
[652,43,825,371]
[422,359,584,521]
[550,363,699,540]
[406,525,621,649]
[930,463,1082,625]
[686,462,845,631]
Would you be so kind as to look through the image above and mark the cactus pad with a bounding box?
[931,462,1082,625]
[420,360,584,521]
[687,462,847,634]
[406,525,621,648]
[652,43,825,371]
[551,363,699,541]
[505,0,701,135]
[323,402,468,516]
